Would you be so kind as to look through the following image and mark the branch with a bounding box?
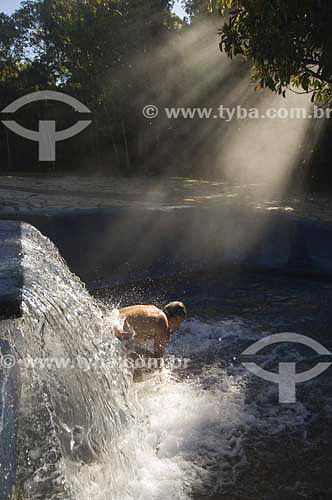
[287,86,315,95]
[304,66,332,84]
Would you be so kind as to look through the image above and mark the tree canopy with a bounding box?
[0,0,183,172]
[216,0,332,102]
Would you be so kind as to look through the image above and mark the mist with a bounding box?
[89,17,326,264]
[102,16,323,195]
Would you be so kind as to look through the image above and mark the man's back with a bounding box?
[117,305,169,357]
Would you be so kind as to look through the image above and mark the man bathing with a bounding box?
[114,301,187,374]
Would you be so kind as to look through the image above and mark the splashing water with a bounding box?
[66,316,310,500]
[4,223,313,500]
[69,327,249,500]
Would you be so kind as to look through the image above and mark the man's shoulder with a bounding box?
[119,304,166,320]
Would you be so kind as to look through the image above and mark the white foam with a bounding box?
[168,318,260,357]
[68,317,310,500]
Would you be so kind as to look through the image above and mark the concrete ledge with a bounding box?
[0,222,23,499]
[0,208,332,285]
[0,336,17,500]
[0,222,22,320]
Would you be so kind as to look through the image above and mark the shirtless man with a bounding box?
[114,301,187,363]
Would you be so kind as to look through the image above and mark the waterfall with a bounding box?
[2,222,138,499]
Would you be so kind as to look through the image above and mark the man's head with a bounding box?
[164,301,187,332]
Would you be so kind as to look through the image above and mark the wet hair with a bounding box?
[163,301,187,320]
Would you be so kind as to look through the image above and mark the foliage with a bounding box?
[182,0,225,17]
[216,0,332,102]
[1,0,332,179]
[0,0,182,172]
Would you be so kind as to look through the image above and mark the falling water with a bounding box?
[2,223,327,499]
[3,223,136,499]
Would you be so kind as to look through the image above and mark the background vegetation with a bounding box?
[0,0,331,188]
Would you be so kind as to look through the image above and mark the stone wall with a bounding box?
[0,208,331,287]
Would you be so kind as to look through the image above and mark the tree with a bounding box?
[0,0,182,172]
[216,0,332,102]
[0,12,27,97]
